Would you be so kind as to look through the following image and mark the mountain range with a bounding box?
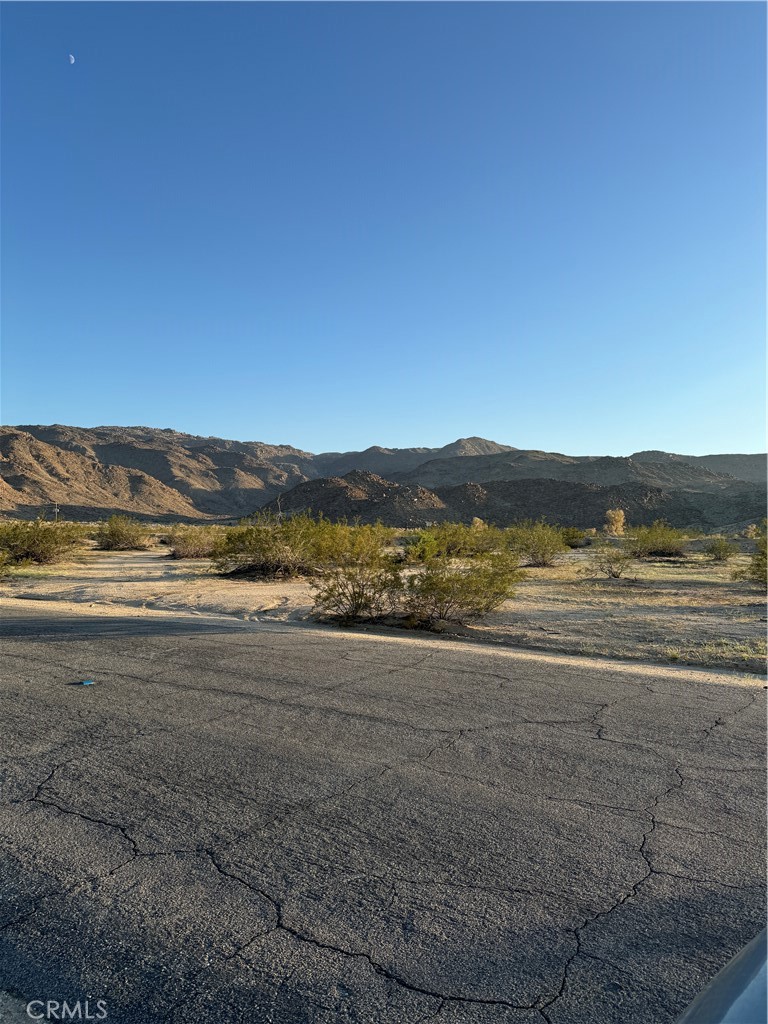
[0,424,764,530]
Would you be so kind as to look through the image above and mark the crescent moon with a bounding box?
[69,54,75,64]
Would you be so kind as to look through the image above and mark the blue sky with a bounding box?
[1,2,764,455]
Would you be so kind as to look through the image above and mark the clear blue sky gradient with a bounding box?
[1,2,765,454]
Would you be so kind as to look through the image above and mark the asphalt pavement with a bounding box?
[0,606,765,1023]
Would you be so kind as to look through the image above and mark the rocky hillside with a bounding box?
[0,424,764,528]
[393,450,740,491]
[631,450,767,485]
[263,471,763,530]
[0,430,199,520]
[265,472,448,527]
[1,426,315,520]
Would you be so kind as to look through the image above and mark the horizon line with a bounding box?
[4,422,766,460]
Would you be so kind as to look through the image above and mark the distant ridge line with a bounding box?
[1,424,764,528]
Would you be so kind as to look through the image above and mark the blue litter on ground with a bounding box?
[78,680,95,686]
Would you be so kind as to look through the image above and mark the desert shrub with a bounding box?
[560,527,589,548]
[585,544,637,579]
[505,521,567,567]
[404,553,524,626]
[405,522,504,563]
[733,520,767,585]
[627,521,686,559]
[167,525,225,559]
[95,515,152,551]
[703,536,737,563]
[604,508,626,536]
[214,513,396,579]
[0,518,86,564]
[742,524,761,540]
[214,512,328,577]
[404,530,443,564]
[310,523,403,620]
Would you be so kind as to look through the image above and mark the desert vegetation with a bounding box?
[166,524,225,559]
[703,536,738,563]
[733,519,767,585]
[210,515,528,626]
[505,521,567,567]
[585,543,637,579]
[404,521,504,562]
[309,523,403,621]
[2,510,764,671]
[560,526,590,549]
[0,518,87,569]
[402,552,524,627]
[626,520,687,559]
[211,513,378,578]
[604,508,626,536]
[95,515,152,551]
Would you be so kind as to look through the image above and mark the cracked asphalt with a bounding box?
[0,607,765,1024]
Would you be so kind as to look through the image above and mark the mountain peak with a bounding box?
[440,437,517,457]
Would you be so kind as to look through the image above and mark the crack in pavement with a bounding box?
[163,729,555,1016]
[205,850,544,1013]
[8,648,476,737]
[653,815,762,846]
[536,762,686,1019]
[700,691,761,740]
[535,688,766,1020]
[215,728,469,874]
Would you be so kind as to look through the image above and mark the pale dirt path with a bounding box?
[0,548,315,624]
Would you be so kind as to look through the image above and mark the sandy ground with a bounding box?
[465,554,767,675]
[0,549,315,623]
[1,547,765,675]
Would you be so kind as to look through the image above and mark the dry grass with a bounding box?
[665,638,767,670]
[458,552,766,675]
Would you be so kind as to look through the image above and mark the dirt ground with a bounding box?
[1,546,765,675]
[0,548,314,623]
[461,552,766,675]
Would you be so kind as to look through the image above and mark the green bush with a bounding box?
[505,521,567,567]
[703,536,737,563]
[560,527,589,549]
[95,515,152,551]
[627,521,686,559]
[734,520,767,585]
[213,513,398,580]
[167,525,225,559]
[403,529,443,564]
[586,544,637,579]
[0,518,86,565]
[214,512,327,577]
[404,553,524,626]
[310,523,403,620]
[405,522,504,563]
[310,522,525,626]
